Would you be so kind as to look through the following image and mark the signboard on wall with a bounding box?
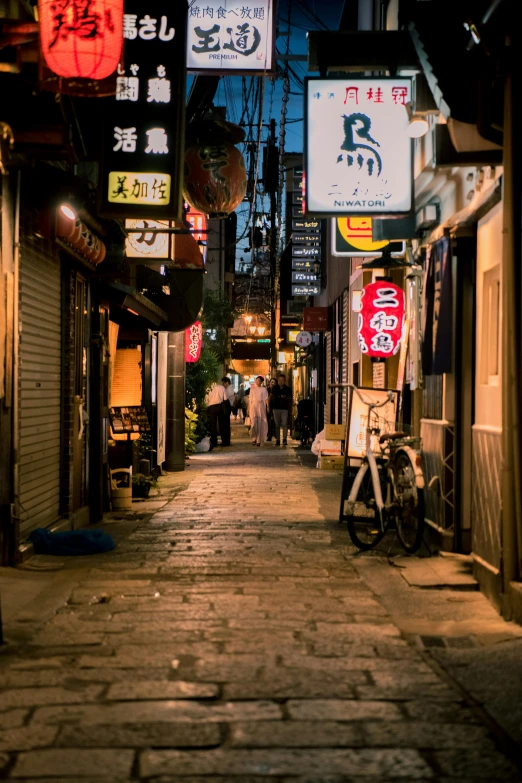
[125,219,170,258]
[156,332,167,464]
[305,77,413,216]
[347,388,398,458]
[100,3,187,219]
[332,217,405,258]
[186,0,275,74]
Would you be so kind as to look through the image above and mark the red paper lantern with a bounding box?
[183,142,247,219]
[185,321,203,363]
[38,0,123,80]
[358,281,405,359]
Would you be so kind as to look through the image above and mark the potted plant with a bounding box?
[131,473,156,499]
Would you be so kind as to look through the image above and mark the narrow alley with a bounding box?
[1,423,522,781]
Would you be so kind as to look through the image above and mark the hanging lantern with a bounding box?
[184,321,203,363]
[358,281,405,358]
[183,120,247,220]
[38,0,123,80]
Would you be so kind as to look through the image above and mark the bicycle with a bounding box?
[332,384,426,553]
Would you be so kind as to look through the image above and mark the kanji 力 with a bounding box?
[113,127,137,153]
[145,128,169,154]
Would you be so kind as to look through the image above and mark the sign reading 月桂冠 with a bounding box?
[305,78,413,216]
[186,0,274,74]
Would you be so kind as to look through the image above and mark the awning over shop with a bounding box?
[232,341,271,360]
[102,283,167,327]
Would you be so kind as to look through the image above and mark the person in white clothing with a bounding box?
[248,376,268,446]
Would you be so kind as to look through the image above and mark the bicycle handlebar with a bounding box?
[328,383,394,410]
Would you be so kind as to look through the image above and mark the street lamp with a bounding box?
[244,314,253,325]
[257,326,266,336]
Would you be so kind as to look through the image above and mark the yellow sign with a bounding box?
[125,219,170,259]
[286,330,300,343]
[108,172,171,206]
[337,217,389,252]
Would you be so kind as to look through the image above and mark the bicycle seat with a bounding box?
[379,431,407,443]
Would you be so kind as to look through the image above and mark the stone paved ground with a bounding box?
[1,423,521,782]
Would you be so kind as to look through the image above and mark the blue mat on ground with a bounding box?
[28,528,116,556]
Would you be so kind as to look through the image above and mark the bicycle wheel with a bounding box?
[345,465,389,550]
[393,450,425,553]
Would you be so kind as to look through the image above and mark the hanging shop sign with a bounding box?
[357,281,405,358]
[296,331,312,348]
[184,321,203,363]
[292,246,320,258]
[292,271,319,283]
[303,306,330,332]
[38,0,124,79]
[186,0,275,74]
[125,219,170,258]
[332,217,405,258]
[305,77,413,216]
[292,258,316,271]
[99,2,187,219]
[55,207,106,264]
[184,204,208,242]
[292,284,321,297]
[184,135,247,219]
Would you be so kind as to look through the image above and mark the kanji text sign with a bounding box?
[187,0,274,73]
[100,2,186,219]
[305,78,413,216]
[358,282,405,358]
[109,173,171,205]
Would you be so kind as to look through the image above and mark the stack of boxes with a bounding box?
[319,424,345,470]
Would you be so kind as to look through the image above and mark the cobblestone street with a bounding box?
[1,423,521,782]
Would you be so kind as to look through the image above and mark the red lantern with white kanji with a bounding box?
[38,0,123,79]
[358,281,405,358]
[184,321,203,363]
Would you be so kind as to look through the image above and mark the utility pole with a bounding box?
[165,331,185,472]
[268,118,278,375]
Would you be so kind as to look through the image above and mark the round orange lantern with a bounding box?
[183,120,247,220]
[38,0,123,80]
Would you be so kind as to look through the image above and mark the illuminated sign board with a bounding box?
[305,77,413,216]
[292,284,321,296]
[185,321,203,362]
[358,282,405,358]
[187,0,274,74]
[292,272,318,283]
[332,217,405,258]
[100,3,187,219]
[125,218,170,258]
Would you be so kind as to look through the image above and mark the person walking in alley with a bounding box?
[266,377,277,441]
[271,372,292,446]
[221,377,234,446]
[248,376,268,446]
[206,378,229,448]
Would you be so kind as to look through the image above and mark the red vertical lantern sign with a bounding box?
[38,0,123,79]
[358,282,405,358]
[184,321,203,363]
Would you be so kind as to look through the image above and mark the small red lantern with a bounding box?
[185,321,203,363]
[183,120,247,219]
[358,281,405,359]
[38,0,123,80]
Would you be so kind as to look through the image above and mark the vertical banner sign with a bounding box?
[186,0,274,74]
[100,2,187,219]
[291,165,323,298]
[156,332,167,464]
[358,282,405,359]
[305,78,413,216]
[184,321,203,363]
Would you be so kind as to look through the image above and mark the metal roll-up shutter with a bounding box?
[18,226,61,539]
[325,333,332,425]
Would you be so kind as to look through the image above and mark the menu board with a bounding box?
[109,406,151,434]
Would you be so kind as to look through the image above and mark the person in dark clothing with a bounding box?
[220,377,232,446]
[266,378,277,441]
[206,380,227,448]
[271,373,292,446]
